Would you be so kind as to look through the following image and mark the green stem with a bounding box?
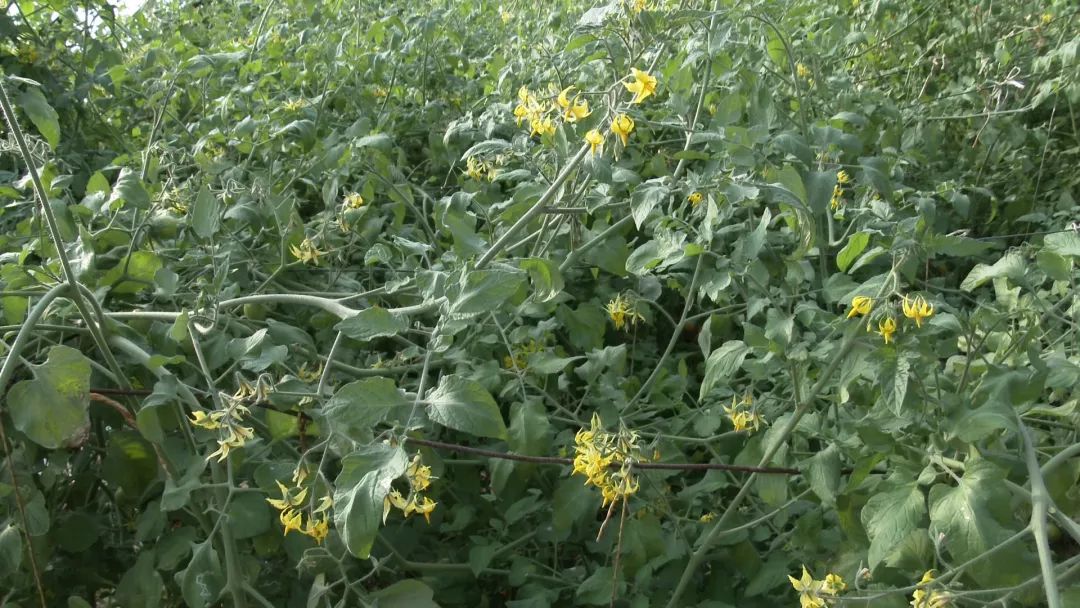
[1019,422,1062,608]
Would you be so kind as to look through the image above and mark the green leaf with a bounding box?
[837,232,869,272]
[1043,231,1080,257]
[101,251,163,294]
[323,378,410,440]
[806,444,841,507]
[191,186,220,239]
[960,251,1024,291]
[116,552,163,608]
[108,168,151,210]
[0,524,22,579]
[7,345,91,449]
[448,269,526,318]
[928,462,1017,585]
[426,375,508,440]
[860,478,925,569]
[371,580,440,608]
[576,567,622,605]
[335,306,409,341]
[630,178,670,229]
[176,541,223,608]
[879,351,911,416]
[519,258,564,302]
[333,444,407,558]
[16,86,60,149]
[699,340,750,400]
[1037,250,1072,281]
[461,139,511,160]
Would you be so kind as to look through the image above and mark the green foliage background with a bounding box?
[0,0,1078,606]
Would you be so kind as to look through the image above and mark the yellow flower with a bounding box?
[283,98,306,112]
[266,480,308,511]
[611,113,635,146]
[699,512,715,523]
[303,517,329,543]
[878,317,897,344]
[911,570,950,608]
[297,361,324,383]
[343,192,364,209]
[382,488,408,523]
[823,573,846,595]
[836,170,851,184]
[289,238,324,265]
[846,296,873,319]
[557,86,591,121]
[499,5,512,23]
[406,453,435,492]
[188,410,223,430]
[688,192,704,206]
[627,0,648,14]
[585,129,605,156]
[513,103,530,125]
[530,116,556,137]
[604,293,643,330]
[280,508,303,536]
[830,184,844,210]
[723,395,765,433]
[796,63,812,79]
[624,68,658,104]
[411,495,437,524]
[902,295,934,328]
[789,566,827,608]
[466,156,487,180]
[1041,13,1052,25]
[314,495,333,514]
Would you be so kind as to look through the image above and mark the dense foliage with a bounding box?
[1,0,1079,606]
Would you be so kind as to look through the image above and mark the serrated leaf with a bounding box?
[108,168,151,210]
[334,444,407,558]
[1044,231,1080,257]
[806,444,841,507]
[448,269,525,318]
[426,375,508,440]
[699,340,750,400]
[335,306,409,341]
[860,479,925,569]
[880,351,910,415]
[323,378,410,440]
[7,346,91,449]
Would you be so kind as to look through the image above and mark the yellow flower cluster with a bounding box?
[605,293,644,331]
[624,0,649,14]
[289,237,325,265]
[572,414,646,507]
[382,453,438,524]
[514,85,558,137]
[830,170,851,210]
[283,98,307,112]
[789,566,846,608]
[723,394,766,433]
[845,294,935,344]
[796,63,812,80]
[503,339,544,370]
[266,467,333,544]
[343,192,365,209]
[911,570,950,608]
[297,361,324,383]
[465,155,498,181]
[189,395,254,463]
[688,191,704,206]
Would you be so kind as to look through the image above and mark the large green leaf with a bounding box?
[699,340,750,400]
[0,524,21,579]
[371,580,440,608]
[7,345,91,449]
[860,477,925,569]
[175,541,223,608]
[16,86,60,149]
[323,377,411,440]
[447,269,525,318]
[928,461,1020,585]
[426,374,508,440]
[333,444,407,558]
[335,306,409,341]
[191,186,220,239]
